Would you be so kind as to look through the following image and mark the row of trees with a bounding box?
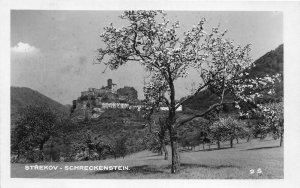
[145,104,283,156]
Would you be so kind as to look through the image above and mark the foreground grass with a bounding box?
[11,138,283,179]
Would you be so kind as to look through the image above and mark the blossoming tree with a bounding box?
[257,102,284,146]
[96,10,280,173]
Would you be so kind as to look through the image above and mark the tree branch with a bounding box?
[175,66,225,110]
[176,102,233,128]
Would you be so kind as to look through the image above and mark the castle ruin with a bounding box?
[81,79,117,97]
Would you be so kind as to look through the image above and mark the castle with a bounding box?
[81,79,117,97]
[71,78,182,120]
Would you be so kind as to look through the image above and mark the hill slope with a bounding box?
[11,138,283,179]
[11,87,70,126]
[248,44,283,78]
[183,44,283,111]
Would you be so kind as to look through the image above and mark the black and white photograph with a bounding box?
[1,0,300,187]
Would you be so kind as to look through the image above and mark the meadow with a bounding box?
[11,138,283,179]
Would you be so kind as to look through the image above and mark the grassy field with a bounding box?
[11,138,283,179]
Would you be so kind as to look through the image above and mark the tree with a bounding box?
[179,117,211,151]
[258,102,284,146]
[12,105,58,162]
[96,10,280,173]
[157,117,169,159]
[94,139,112,160]
[210,119,228,149]
[83,131,94,160]
[144,117,169,159]
[212,116,247,148]
[114,136,128,158]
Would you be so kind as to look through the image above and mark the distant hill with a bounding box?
[183,44,283,111]
[248,44,283,78]
[11,87,70,127]
[247,44,283,100]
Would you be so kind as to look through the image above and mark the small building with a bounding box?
[159,105,182,112]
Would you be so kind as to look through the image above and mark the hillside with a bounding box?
[62,108,146,154]
[247,44,283,100]
[183,44,283,111]
[11,87,70,126]
[11,138,283,179]
[11,87,147,162]
[248,44,283,78]
[22,108,149,163]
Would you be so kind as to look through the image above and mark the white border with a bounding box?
[1,1,300,188]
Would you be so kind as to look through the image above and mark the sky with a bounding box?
[11,11,283,105]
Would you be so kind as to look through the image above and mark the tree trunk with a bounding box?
[217,140,220,149]
[167,76,180,173]
[236,137,239,144]
[164,150,168,160]
[247,135,251,142]
[39,142,45,162]
[97,152,101,160]
[170,137,180,173]
[162,141,168,160]
[16,150,20,162]
[50,145,54,162]
[230,138,233,148]
[41,151,45,162]
[159,139,164,156]
[280,132,283,147]
[169,126,180,173]
[202,143,205,150]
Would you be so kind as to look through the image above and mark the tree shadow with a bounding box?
[192,147,232,152]
[146,158,167,161]
[93,163,239,176]
[163,163,240,170]
[258,138,275,142]
[93,165,164,175]
[146,153,162,158]
[244,146,281,151]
